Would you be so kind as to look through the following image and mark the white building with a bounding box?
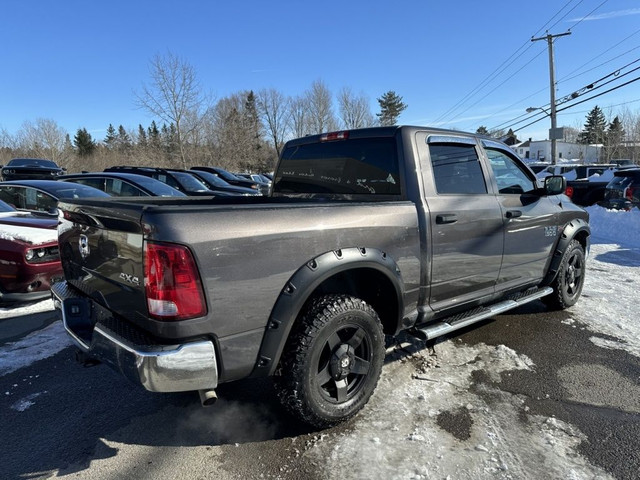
[513,139,603,163]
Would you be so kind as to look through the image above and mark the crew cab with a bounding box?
[51,126,590,427]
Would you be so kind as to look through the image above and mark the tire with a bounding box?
[274,294,385,428]
[544,239,586,310]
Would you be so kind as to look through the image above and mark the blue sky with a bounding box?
[2,0,640,143]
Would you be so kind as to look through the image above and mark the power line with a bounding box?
[433,0,582,125]
[568,0,610,30]
[512,75,640,133]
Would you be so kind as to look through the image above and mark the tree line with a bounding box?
[0,53,408,174]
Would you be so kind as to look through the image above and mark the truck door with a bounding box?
[418,134,505,312]
[481,141,559,289]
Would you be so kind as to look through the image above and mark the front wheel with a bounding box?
[274,294,385,428]
[544,239,586,310]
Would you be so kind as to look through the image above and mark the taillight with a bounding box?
[144,241,206,321]
[625,186,634,201]
[565,185,574,198]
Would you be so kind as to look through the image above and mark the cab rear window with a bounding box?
[274,138,400,195]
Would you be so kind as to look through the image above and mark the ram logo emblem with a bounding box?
[78,234,90,259]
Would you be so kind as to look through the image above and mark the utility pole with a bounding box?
[532,31,571,165]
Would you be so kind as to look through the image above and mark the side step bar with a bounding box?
[411,287,553,341]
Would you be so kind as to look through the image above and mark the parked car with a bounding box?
[599,168,640,210]
[0,180,110,215]
[191,166,265,193]
[103,166,227,196]
[1,158,65,181]
[0,199,62,304]
[187,169,259,196]
[58,172,186,197]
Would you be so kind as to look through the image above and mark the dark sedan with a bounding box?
[0,180,110,215]
[1,158,65,181]
[58,172,186,197]
[0,199,62,303]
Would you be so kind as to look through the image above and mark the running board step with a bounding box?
[411,287,553,341]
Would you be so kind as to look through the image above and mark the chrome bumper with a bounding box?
[51,282,218,393]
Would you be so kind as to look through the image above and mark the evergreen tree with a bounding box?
[104,124,117,149]
[148,121,160,148]
[606,116,625,161]
[137,124,148,147]
[476,126,489,136]
[74,128,95,157]
[376,91,407,126]
[577,106,607,145]
[117,125,132,153]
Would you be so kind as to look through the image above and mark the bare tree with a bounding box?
[338,87,374,129]
[257,88,290,156]
[305,79,337,134]
[289,95,309,138]
[135,52,206,169]
[15,118,70,164]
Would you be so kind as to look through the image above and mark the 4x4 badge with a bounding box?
[78,234,90,259]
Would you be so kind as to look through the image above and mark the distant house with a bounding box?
[512,138,532,159]
[512,139,603,163]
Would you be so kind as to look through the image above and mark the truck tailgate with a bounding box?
[58,199,148,325]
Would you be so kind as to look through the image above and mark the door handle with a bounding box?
[436,214,458,224]
[506,210,522,219]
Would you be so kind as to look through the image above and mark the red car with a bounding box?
[0,199,62,304]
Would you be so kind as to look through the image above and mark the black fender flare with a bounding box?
[249,247,404,377]
[541,218,590,286]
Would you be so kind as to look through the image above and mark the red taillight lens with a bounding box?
[625,186,634,201]
[144,241,206,321]
[565,185,574,198]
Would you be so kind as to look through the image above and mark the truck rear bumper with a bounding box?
[51,281,218,393]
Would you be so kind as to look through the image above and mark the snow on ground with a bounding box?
[0,301,71,377]
[310,341,612,480]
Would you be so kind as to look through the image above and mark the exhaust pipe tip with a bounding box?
[198,389,218,407]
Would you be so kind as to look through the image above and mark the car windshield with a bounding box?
[43,182,111,198]
[191,170,232,187]
[0,199,15,212]
[120,175,186,196]
[215,168,242,182]
[8,158,57,168]
[171,171,211,192]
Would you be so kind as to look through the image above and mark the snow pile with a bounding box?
[586,205,640,248]
[588,168,615,182]
[0,223,57,245]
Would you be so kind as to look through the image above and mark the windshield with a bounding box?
[0,199,14,212]
[126,175,186,196]
[191,170,232,187]
[8,158,58,168]
[275,137,401,195]
[171,171,211,192]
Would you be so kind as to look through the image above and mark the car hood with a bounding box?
[0,212,58,229]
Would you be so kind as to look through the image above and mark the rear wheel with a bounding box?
[544,239,585,309]
[275,294,385,428]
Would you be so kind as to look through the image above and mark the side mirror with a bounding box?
[544,175,566,196]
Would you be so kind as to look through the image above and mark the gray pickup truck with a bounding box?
[52,126,590,428]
